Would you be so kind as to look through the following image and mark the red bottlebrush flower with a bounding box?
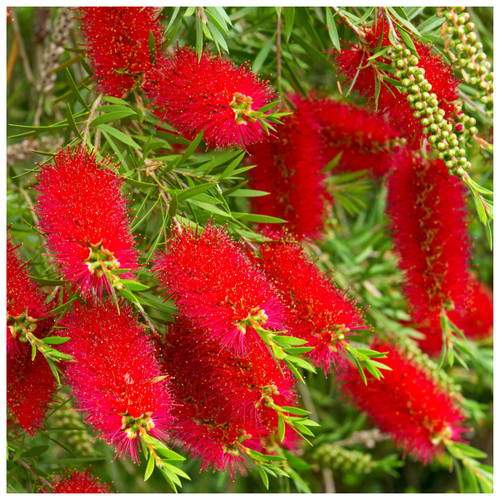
[333,18,460,146]
[339,340,469,464]
[160,321,292,478]
[254,232,366,373]
[247,95,330,239]
[41,468,112,493]
[79,7,165,97]
[386,152,470,325]
[144,46,277,149]
[34,146,139,299]
[153,224,286,353]
[7,233,53,357]
[60,299,172,464]
[312,96,403,178]
[7,349,58,437]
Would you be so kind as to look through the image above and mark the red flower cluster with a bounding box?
[386,153,471,326]
[34,146,139,299]
[61,300,172,463]
[333,18,460,145]
[160,320,298,478]
[7,234,53,357]
[41,468,112,493]
[145,46,276,149]
[154,224,285,353]
[248,96,330,239]
[7,349,58,437]
[312,96,403,178]
[79,7,165,97]
[339,340,468,464]
[254,232,366,372]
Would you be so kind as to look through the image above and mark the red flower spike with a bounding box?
[160,322,288,479]
[60,300,172,464]
[333,19,460,146]
[41,468,113,493]
[79,7,165,97]
[153,224,286,353]
[144,46,277,149]
[7,349,58,437]
[7,233,53,357]
[312,95,403,178]
[34,145,139,299]
[248,96,330,239]
[339,340,469,464]
[255,232,366,373]
[386,152,471,325]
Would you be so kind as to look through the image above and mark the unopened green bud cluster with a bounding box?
[50,396,93,456]
[388,44,470,177]
[439,7,493,116]
[313,443,375,474]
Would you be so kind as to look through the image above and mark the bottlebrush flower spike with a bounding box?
[34,145,139,299]
[333,17,460,145]
[160,322,287,478]
[60,299,172,464]
[164,318,298,426]
[7,349,58,437]
[312,95,403,178]
[339,340,469,464]
[386,152,471,325]
[144,46,277,149]
[247,95,330,239]
[41,468,113,493]
[254,232,366,373]
[153,223,286,353]
[78,7,165,97]
[7,233,53,357]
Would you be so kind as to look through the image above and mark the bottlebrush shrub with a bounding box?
[34,145,139,299]
[333,17,460,146]
[78,7,165,97]
[247,96,330,239]
[153,224,286,353]
[385,151,471,327]
[60,299,172,463]
[159,321,297,478]
[253,232,366,373]
[339,340,469,464]
[144,46,277,149]
[7,348,58,437]
[7,233,53,357]
[310,95,404,178]
[40,468,113,493]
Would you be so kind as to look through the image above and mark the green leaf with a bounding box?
[42,336,70,345]
[272,335,307,346]
[21,445,49,458]
[118,287,139,304]
[252,36,274,74]
[144,451,155,482]
[65,104,83,140]
[232,213,286,224]
[284,7,295,42]
[257,465,270,489]
[176,182,215,202]
[386,7,421,37]
[90,109,138,126]
[118,279,150,292]
[325,8,340,52]
[280,406,311,416]
[169,193,178,217]
[65,68,89,111]
[278,413,285,442]
[98,124,141,149]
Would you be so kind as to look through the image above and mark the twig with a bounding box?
[276,9,282,96]
[10,11,34,84]
[14,457,53,490]
[333,428,391,449]
[82,94,103,143]
[331,7,364,38]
